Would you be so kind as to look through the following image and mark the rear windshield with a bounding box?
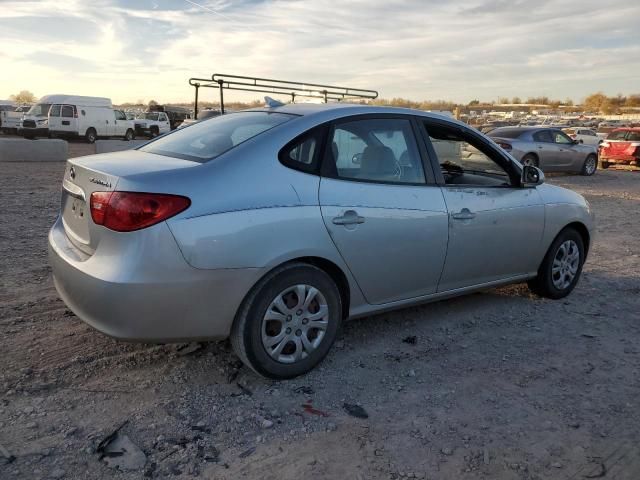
[139,111,295,162]
[607,130,630,140]
[488,128,524,139]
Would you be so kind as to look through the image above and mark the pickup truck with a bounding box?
[134,111,171,138]
[0,105,30,134]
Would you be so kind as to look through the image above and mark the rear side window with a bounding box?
[628,132,640,141]
[61,105,74,118]
[279,126,327,174]
[139,112,295,162]
[491,128,525,139]
[533,130,553,143]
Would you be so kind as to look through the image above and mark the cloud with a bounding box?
[0,0,638,103]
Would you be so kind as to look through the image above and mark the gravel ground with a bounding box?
[1,162,639,480]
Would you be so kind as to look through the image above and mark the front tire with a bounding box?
[581,154,597,176]
[149,126,159,138]
[230,263,342,379]
[528,228,585,299]
[124,129,135,141]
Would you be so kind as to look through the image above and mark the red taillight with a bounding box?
[497,142,512,152]
[90,191,190,232]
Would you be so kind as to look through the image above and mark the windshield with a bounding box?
[27,103,51,117]
[139,111,295,162]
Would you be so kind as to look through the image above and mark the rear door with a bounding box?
[532,129,562,171]
[420,119,545,292]
[319,116,449,305]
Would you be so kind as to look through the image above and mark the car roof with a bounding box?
[244,102,460,123]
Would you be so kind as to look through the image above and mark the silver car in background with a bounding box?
[488,127,599,175]
[49,104,594,379]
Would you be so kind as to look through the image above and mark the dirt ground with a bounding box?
[0,161,639,480]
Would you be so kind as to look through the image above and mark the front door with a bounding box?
[420,119,545,292]
[319,116,449,305]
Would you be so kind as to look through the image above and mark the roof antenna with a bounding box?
[264,96,285,108]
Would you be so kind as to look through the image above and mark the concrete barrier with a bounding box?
[0,138,68,162]
[95,140,147,154]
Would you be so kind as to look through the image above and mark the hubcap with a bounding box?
[551,240,580,290]
[261,284,329,364]
[585,156,596,174]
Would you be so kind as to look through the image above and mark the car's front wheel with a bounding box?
[231,263,342,379]
[528,227,585,299]
[581,154,597,176]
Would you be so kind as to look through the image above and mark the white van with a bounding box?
[21,95,135,143]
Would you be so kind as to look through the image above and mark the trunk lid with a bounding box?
[61,150,198,255]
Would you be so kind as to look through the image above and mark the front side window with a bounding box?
[553,131,573,144]
[424,121,512,187]
[49,104,61,117]
[139,111,294,163]
[327,118,425,184]
[61,105,74,118]
[114,110,126,120]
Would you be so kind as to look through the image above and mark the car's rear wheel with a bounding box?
[521,153,538,168]
[581,154,597,176]
[85,128,97,144]
[599,159,610,169]
[230,263,342,379]
[528,227,585,299]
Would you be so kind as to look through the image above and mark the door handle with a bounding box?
[332,210,365,225]
[451,208,476,220]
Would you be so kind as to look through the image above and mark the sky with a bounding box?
[1,0,639,105]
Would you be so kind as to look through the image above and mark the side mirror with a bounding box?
[522,165,544,186]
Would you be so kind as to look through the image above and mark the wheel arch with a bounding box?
[564,221,591,256]
[240,256,351,321]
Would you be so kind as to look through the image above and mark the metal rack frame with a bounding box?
[188,73,378,117]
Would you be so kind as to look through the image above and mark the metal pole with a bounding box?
[323,90,328,103]
[218,79,225,114]
[194,84,199,119]
[291,92,295,103]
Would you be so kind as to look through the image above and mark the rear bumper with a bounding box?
[48,216,263,342]
[600,155,639,164]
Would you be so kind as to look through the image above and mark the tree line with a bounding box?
[7,90,640,114]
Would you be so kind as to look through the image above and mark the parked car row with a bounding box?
[5,95,194,143]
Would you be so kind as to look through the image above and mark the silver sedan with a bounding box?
[49,104,594,379]
[488,126,599,176]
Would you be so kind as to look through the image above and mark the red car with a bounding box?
[599,128,640,168]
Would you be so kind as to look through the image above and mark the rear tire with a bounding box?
[124,129,134,141]
[599,160,609,169]
[521,153,539,168]
[528,228,585,299]
[581,154,597,176]
[230,263,342,379]
[85,128,97,144]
